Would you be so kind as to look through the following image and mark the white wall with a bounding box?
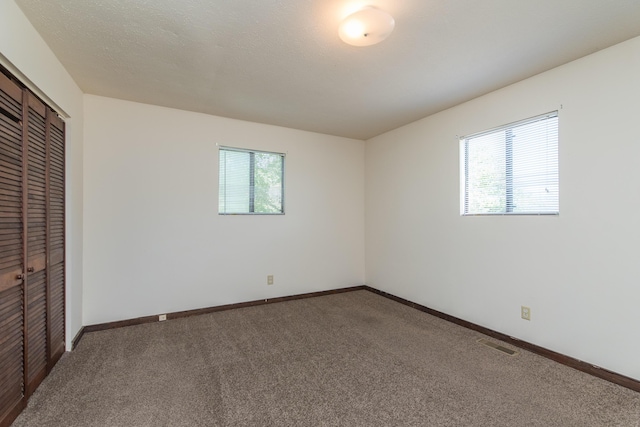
[83,95,365,325]
[0,0,84,350]
[366,36,640,380]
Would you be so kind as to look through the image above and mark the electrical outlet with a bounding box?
[158,314,167,321]
[521,306,531,321]
[267,275,274,285]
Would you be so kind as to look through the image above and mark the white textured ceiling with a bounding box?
[14,0,640,139]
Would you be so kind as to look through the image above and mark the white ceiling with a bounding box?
[14,0,640,140]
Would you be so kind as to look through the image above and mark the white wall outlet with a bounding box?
[521,306,531,321]
[158,314,167,321]
[267,275,274,285]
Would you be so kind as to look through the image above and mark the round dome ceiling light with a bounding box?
[338,6,395,47]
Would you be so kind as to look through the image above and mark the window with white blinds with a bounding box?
[460,112,559,215]
[219,147,284,214]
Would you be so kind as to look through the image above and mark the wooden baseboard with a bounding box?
[363,286,640,393]
[75,284,639,393]
[71,326,85,350]
[82,285,366,336]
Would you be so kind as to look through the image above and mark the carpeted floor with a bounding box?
[12,290,640,426]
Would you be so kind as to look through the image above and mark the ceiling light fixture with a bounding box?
[338,6,395,47]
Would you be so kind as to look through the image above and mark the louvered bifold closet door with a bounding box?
[25,93,48,394]
[47,112,64,365]
[0,73,26,424]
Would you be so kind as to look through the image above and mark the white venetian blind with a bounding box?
[461,112,559,215]
[219,149,250,213]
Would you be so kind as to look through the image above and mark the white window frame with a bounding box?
[218,146,285,215]
[460,111,559,216]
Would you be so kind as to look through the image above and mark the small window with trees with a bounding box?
[219,147,284,214]
[460,111,559,215]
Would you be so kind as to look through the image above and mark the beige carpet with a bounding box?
[12,290,640,426]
